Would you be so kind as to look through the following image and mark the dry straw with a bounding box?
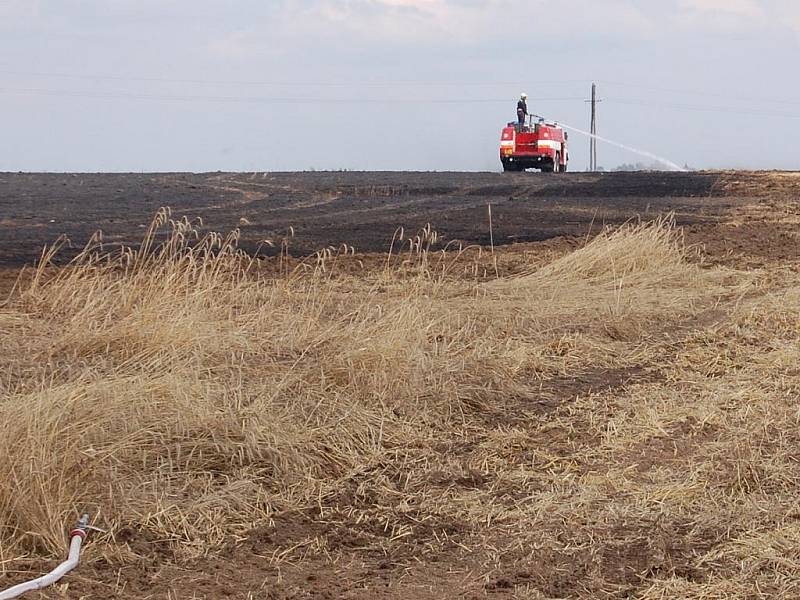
[1,211,797,597]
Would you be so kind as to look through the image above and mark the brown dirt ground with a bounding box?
[1,170,799,598]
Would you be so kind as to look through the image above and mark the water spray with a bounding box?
[531,114,686,172]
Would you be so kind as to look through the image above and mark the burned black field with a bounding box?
[0,170,754,267]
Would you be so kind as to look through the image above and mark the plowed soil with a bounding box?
[2,170,800,599]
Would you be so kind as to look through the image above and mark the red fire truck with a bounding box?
[499,117,568,173]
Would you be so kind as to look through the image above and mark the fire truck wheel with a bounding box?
[554,153,562,173]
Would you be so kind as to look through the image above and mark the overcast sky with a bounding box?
[1,0,799,172]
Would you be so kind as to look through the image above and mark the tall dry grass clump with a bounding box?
[1,210,508,560]
[4,208,797,598]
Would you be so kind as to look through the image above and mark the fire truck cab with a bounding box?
[500,118,568,173]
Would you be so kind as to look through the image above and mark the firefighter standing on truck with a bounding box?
[517,93,528,130]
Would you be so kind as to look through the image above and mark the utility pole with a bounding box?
[589,83,598,172]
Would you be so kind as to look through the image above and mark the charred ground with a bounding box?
[0,170,774,268]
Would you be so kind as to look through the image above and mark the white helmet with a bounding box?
[521,92,528,99]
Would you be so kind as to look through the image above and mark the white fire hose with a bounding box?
[0,514,103,600]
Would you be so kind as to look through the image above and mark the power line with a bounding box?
[0,86,587,104]
[605,98,800,119]
[3,83,800,120]
[0,69,588,88]
[600,79,800,108]
[3,69,800,108]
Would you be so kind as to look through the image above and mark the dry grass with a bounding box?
[1,209,799,598]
